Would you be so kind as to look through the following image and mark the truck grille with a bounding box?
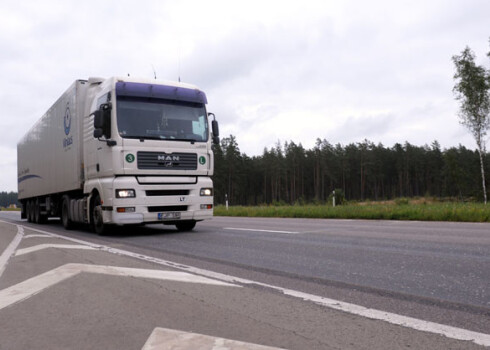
[137,152,197,170]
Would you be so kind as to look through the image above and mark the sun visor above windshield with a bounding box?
[115,82,207,104]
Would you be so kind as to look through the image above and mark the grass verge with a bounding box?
[214,201,490,222]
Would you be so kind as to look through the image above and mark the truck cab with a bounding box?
[83,77,219,234]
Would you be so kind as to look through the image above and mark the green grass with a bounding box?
[0,207,21,211]
[214,201,490,222]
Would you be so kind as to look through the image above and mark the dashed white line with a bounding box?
[225,227,300,234]
[24,234,54,239]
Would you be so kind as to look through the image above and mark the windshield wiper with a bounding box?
[123,135,162,141]
[171,138,196,144]
[121,135,198,143]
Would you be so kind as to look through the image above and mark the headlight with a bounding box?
[116,189,136,198]
[200,188,213,196]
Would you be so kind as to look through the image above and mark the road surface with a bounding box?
[0,211,488,349]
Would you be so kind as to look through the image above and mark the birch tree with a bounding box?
[452,45,490,204]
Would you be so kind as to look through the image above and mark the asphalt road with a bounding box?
[1,211,489,347]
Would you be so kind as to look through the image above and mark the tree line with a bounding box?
[1,140,486,207]
[0,191,19,208]
[213,136,488,205]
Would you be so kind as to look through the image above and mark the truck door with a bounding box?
[94,93,115,177]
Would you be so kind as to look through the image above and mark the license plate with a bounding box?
[158,212,181,220]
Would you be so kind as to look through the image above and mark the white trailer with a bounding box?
[18,77,219,234]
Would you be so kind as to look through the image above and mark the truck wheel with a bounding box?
[34,199,40,224]
[29,200,36,223]
[36,198,47,224]
[175,220,196,231]
[38,213,47,224]
[26,201,31,222]
[92,194,109,235]
[61,196,74,230]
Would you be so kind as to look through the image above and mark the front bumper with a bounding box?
[102,176,214,225]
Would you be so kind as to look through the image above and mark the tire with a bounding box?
[91,194,109,235]
[61,196,74,230]
[38,212,47,224]
[34,199,40,224]
[175,220,196,231]
[30,200,36,223]
[36,198,47,224]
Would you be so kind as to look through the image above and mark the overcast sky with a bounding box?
[1,0,489,192]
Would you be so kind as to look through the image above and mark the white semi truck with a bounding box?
[17,76,219,234]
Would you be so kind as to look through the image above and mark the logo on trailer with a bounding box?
[63,103,73,149]
[64,105,71,135]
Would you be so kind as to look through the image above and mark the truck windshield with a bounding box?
[116,97,208,142]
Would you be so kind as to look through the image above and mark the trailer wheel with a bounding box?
[26,201,32,223]
[36,200,48,225]
[29,200,36,223]
[34,199,40,224]
[92,194,109,235]
[175,220,196,231]
[38,213,47,224]
[37,198,47,224]
[61,196,74,230]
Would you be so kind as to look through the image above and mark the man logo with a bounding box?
[158,155,180,162]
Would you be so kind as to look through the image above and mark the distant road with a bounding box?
[1,212,489,335]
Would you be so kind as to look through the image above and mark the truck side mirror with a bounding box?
[93,103,112,138]
[212,120,219,145]
[94,110,103,129]
[209,113,219,145]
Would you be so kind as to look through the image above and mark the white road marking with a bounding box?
[14,244,96,257]
[225,227,300,234]
[24,234,53,239]
[0,263,238,311]
[282,290,490,347]
[0,226,24,279]
[142,327,284,350]
[6,222,490,347]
